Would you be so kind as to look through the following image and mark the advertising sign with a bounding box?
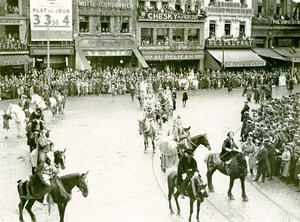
[30,0,72,41]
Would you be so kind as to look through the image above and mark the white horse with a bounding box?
[31,93,58,120]
[7,104,26,138]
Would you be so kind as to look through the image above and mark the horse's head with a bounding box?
[191,133,211,151]
[54,149,66,170]
[138,119,148,135]
[138,120,143,135]
[77,171,89,198]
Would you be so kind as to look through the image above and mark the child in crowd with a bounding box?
[3,110,12,139]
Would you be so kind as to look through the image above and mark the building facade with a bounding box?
[203,0,266,70]
[136,0,207,71]
[74,0,148,70]
[252,0,300,68]
[0,0,32,74]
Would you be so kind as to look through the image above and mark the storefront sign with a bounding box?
[225,61,265,67]
[84,50,131,56]
[206,39,254,47]
[30,0,73,41]
[0,19,22,24]
[30,48,74,55]
[143,54,201,60]
[273,20,300,25]
[206,6,253,15]
[78,0,133,9]
[146,12,201,20]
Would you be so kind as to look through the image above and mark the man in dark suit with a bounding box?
[254,141,270,183]
[177,149,199,194]
[240,101,250,122]
[220,131,239,163]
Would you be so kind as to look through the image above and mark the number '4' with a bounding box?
[63,15,70,26]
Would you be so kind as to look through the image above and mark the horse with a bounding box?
[26,124,49,152]
[204,151,249,201]
[7,104,26,138]
[30,148,66,175]
[168,172,208,222]
[138,119,157,153]
[159,133,211,173]
[31,93,59,120]
[17,171,89,222]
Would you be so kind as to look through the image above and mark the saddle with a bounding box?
[19,175,50,199]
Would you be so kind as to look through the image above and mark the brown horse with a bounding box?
[168,172,208,222]
[138,119,157,153]
[17,171,89,222]
[160,133,211,173]
[205,152,249,201]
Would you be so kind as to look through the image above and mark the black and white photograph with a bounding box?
[1,0,300,221]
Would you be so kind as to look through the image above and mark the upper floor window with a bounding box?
[79,16,89,33]
[239,22,245,37]
[100,16,110,33]
[7,0,19,14]
[121,17,129,33]
[209,22,216,38]
[224,23,231,36]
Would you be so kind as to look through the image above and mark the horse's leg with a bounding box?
[144,136,148,153]
[25,199,36,222]
[196,200,201,222]
[206,166,217,192]
[241,177,249,202]
[228,177,235,200]
[57,202,68,222]
[152,137,156,153]
[168,183,175,214]
[189,198,195,222]
[174,190,181,215]
[18,198,27,222]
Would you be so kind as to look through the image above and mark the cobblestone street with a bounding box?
[1,85,300,222]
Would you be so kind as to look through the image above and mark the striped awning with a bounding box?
[0,54,32,66]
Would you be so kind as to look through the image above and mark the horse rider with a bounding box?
[144,105,157,129]
[177,149,201,196]
[35,155,58,204]
[29,107,45,134]
[174,114,188,142]
[220,132,240,167]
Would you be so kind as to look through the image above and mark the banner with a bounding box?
[30,0,72,41]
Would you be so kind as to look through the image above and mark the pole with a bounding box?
[222,40,225,69]
[47,25,50,69]
[292,53,295,76]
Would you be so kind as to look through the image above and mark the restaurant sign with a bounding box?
[206,39,254,48]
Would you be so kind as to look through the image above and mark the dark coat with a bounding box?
[241,104,250,122]
[182,91,188,101]
[256,147,270,174]
[177,156,198,184]
[220,138,239,161]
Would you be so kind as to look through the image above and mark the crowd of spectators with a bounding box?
[0,66,299,101]
[241,93,300,190]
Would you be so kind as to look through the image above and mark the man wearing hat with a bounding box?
[177,149,199,194]
[241,135,255,176]
[264,135,276,179]
[171,87,177,111]
[254,141,270,183]
[241,101,250,122]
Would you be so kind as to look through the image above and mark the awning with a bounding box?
[204,50,221,70]
[132,49,149,68]
[207,49,266,67]
[76,50,92,70]
[272,48,300,63]
[0,55,32,66]
[252,48,288,61]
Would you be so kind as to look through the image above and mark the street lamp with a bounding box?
[290,47,296,76]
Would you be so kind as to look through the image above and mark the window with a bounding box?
[188,29,199,45]
[121,17,129,33]
[175,0,181,11]
[7,0,19,14]
[141,28,153,45]
[79,16,89,33]
[209,22,216,38]
[239,22,245,37]
[157,28,169,46]
[224,23,231,36]
[172,28,184,44]
[100,16,110,33]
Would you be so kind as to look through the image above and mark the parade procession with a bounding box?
[1,0,300,221]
